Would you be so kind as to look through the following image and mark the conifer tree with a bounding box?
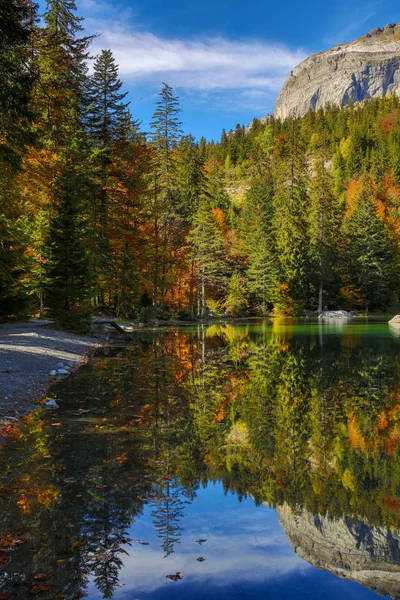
[308,153,341,311]
[44,156,92,328]
[190,197,225,316]
[241,176,277,313]
[343,174,395,311]
[148,83,182,309]
[0,0,37,317]
[272,122,311,312]
[87,49,130,149]
[86,48,133,306]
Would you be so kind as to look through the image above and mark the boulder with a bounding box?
[389,315,400,324]
[319,310,352,319]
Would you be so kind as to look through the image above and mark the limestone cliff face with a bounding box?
[274,23,400,120]
[277,504,400,598]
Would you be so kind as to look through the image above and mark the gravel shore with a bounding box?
[0,320,102,420]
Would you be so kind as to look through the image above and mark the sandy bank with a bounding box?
[0,320,102,421]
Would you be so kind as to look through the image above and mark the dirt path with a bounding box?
[0,320,102,420]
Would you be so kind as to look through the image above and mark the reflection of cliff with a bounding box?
[278,504,400,599]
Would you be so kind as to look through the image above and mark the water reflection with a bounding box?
[1,319,400,599]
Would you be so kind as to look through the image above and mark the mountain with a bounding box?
[274,23,400,120]
[278,503,400,599]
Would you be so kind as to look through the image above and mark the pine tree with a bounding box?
[190,197,225,316]
[148,83,182,309]
[241,176,277,314]
[0,0,37,317]
[0,0,36,167]
[343,174,395,311]
[87,49,130,149]
[272,122,311,313]
[86,49,133,306]
[308,153,341,311]
[44,156,92,329]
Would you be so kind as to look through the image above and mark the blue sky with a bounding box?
[75,0,400,140]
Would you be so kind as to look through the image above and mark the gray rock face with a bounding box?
[275,23,400,120]
[278,503,400,598]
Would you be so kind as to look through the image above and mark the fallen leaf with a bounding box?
[166,572,182,581]
[196,557,206,562]
[30,585,50,594]
[195,539,207,545]
[33,573,47,581]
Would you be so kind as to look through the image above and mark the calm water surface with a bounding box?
[1,318,400,599]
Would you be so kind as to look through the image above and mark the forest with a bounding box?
[3,0,400,330]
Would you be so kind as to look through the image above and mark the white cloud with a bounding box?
[86,21,306,97]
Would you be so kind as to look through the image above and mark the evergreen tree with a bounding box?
[343,174,395,311]
[308,153,341,311]
[0,0,37,317]
[86,48,133,306]
[148,83,182,309]
[87,49,130,148]
[190,197,226,316]
[272,122,311,312]
[44,156,92,328]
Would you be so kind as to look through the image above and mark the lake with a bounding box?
[1,318,400,599]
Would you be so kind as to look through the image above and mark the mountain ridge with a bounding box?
[274,22,400,120]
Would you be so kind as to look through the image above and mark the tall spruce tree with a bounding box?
[343,174,395,311]
[241,176,277,314]
[0,0,37,317]
[87,49,130,148]
[308,152,342,311]
[272,122,311,313]
[148,83,182,309]
[44,156,92,326]
[86,49,132,306]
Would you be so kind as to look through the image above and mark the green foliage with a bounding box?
[44,160,92,314]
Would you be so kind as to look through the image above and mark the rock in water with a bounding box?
[389,315,400,324]
[45,399,59,409]
[319,310,352,319]
[275,23,400,120]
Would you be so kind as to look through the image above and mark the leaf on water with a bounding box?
[51,423,63,427]
[133,540,149,545]
[196,539,207,544]
[33,573,47,581]
[30,585,50,594]
[166,572,182,581]
[196,557,206,562]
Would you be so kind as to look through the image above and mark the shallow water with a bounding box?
[1,317,400,599]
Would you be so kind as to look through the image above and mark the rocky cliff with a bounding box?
[274,23,400,120]
[278,504,400,598]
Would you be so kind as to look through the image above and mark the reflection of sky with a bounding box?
[87,482,380,600]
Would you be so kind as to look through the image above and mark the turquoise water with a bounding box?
[1,318,400,599]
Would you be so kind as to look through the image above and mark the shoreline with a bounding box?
[0,320,104,428]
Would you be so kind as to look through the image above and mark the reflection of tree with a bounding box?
[151,476,190,556]
[2,324,400,599]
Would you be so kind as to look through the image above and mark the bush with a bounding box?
[54,306,93,335]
